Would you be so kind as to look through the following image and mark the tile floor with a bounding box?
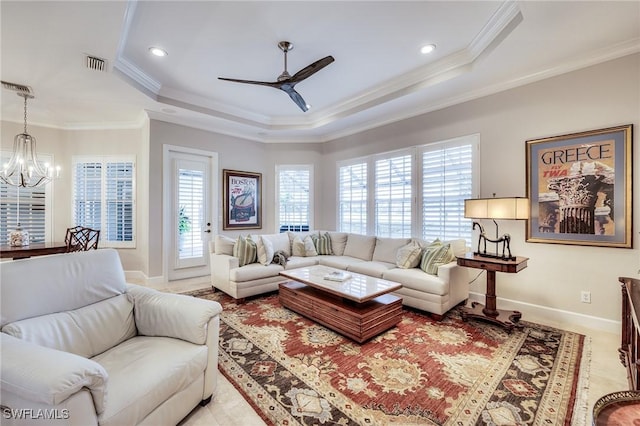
[139,276,628,426]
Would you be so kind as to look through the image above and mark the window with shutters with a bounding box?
[276,165,313,232]
[336,135,478,244]
[375,152,412,238]
[72,156,135,248]
[0,152,52,243]
[337,161,367,234]
[421,136,478,244]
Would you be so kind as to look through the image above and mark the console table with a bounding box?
[617,277,640,390]
[0,242,68,260]
[456,253,528,331]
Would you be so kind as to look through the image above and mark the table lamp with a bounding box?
[464,196,529,261]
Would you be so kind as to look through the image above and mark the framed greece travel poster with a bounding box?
[526,124,632,248]
[223,169,262,230]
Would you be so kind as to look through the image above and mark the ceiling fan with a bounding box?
[218,41,334,112]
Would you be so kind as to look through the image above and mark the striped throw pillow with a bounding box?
[396,242,422,269]
[233,235,257,267]
[311,232,333,255]
[420,242,454,275]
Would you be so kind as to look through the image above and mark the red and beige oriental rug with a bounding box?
[192,290,590,425]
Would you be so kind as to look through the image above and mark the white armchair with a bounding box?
[0,249,222,426]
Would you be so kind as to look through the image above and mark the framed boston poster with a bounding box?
[526,124,632,248]
[222,169,262,230]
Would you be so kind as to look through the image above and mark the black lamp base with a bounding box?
[473,251,516,262]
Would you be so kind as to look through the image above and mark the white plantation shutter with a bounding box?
[375,153,412,238]
[106,162,134,243]
[73,156,135,248]
[277,165,312,232]
[0,185,47,243]
[421,138,477,244]
[0,152,52,243]
[178,168,204,259]
[338,161,367,234]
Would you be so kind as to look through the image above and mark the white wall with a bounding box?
[318,53,640,324]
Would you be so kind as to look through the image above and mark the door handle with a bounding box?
[204,230,211,233]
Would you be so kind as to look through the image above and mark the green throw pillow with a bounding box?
[233,235,257,267]
[311,232,333,255]
[420,242,454,275]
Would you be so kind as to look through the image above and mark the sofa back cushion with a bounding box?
[327,232,348,256]
[372,237,411,264]
[261,233,291,257]
[1,249,127,328]
[2,294,136,358]
[343,234,376,260]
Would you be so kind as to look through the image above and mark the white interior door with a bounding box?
[164,147,218,281]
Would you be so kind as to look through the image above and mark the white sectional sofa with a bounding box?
[210,231,470,318]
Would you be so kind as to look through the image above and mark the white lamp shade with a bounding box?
[464,197,529,220]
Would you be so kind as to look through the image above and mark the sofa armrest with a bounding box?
[127,284,222,345]
[0,333,107,414]
[210,253,239,291]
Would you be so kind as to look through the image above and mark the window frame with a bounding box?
[72,155,136,248]
[275,164,314,232]
[336,158,369,235]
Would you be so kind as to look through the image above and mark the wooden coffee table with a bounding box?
[279,265,403,343]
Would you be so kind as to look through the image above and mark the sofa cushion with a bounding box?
[303,235,318,256]
[343,234,376,260]
[311,232,333,255]
[396,241,423,269]
[373,237,411,263]
[288,231,318,249]
[256,235,275,265]
[285,256,319,270]
[2,294,136,359]
[94,336,208,426]
[383,268,449,296]
[327,232,348,256]
[348,261,396,278]
[233,235,257,267]
[230,263,284,282]
[214,235,236,255]
[261,233,292,257]
[420,242,455,275]
[318,255,366,270]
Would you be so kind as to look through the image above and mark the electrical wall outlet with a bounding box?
[580,291,591,304]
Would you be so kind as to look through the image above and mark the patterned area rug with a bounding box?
[191,289,590,425]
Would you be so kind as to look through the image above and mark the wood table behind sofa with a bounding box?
[279,265,403,343]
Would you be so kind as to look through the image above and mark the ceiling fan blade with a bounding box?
[218,77,280,88]
[280,85,309,112]
[289,56,335,83]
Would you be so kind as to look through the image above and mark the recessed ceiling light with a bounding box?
[149,47,168,57]
[420,44,436,54]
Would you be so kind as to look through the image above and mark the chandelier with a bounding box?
[1,93,59,188]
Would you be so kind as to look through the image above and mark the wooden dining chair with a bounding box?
[65,226,100,252]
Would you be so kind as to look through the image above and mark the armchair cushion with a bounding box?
[1,334,108,413]
[127,285,222,345]
[2,294,136,358]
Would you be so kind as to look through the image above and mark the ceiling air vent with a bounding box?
[1,80,33,95]
[85,55,107,72]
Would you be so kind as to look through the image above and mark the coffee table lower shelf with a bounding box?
[279,281,403,343]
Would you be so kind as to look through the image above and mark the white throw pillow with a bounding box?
[292,236,306,257]
[396,242,422,269]
[303,235,318,256]
[214,235,236,255]
[257,236,275,265]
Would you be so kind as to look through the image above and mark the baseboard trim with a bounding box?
[124,270,165,285]
[469,292,620,334]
